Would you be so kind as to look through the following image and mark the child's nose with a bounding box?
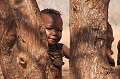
[52,30,57,35]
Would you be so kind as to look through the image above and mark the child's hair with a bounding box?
[40,8,61,16]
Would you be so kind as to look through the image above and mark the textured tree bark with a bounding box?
[0,1,20,79]
[0,0,53,79]
[69,0,117,79]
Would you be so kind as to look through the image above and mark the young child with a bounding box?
[40,9,69,79]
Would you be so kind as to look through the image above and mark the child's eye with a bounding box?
[57,30,62,32]
[46,28,53,30]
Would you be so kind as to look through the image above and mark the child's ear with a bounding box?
[117,40,120,52]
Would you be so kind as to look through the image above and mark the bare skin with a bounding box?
[41,13,69,79]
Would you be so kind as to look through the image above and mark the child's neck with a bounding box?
[49,44,58,51]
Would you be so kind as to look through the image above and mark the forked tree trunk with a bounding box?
[69,0,117,79]
[0,0,53,79]
[1,0,120,79]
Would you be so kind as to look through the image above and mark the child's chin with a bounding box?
[48,42,57,45]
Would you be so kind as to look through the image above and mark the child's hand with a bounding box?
[117,40,120,52]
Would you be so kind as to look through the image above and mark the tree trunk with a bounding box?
[0,0,53,79]
[69,0,117,79]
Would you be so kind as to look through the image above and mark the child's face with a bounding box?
[41,14,63,45]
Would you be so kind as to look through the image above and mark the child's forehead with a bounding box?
[42,13,61,18]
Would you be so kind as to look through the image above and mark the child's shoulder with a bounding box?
[57,43,68,49]
[57,43,68,50]
[57,43,64,45]
[57,43,69,59]
[57,43,64,50]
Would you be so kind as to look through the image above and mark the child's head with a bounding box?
[40,9,63,45]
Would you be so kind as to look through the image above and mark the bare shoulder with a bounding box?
[58,43,69,59]
[57,43,69,59]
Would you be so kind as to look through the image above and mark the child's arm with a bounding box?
[62,44,69,59]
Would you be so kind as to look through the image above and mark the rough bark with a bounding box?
[0,0,53,79]
[69,0,117,79]
[0,1,20,78]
